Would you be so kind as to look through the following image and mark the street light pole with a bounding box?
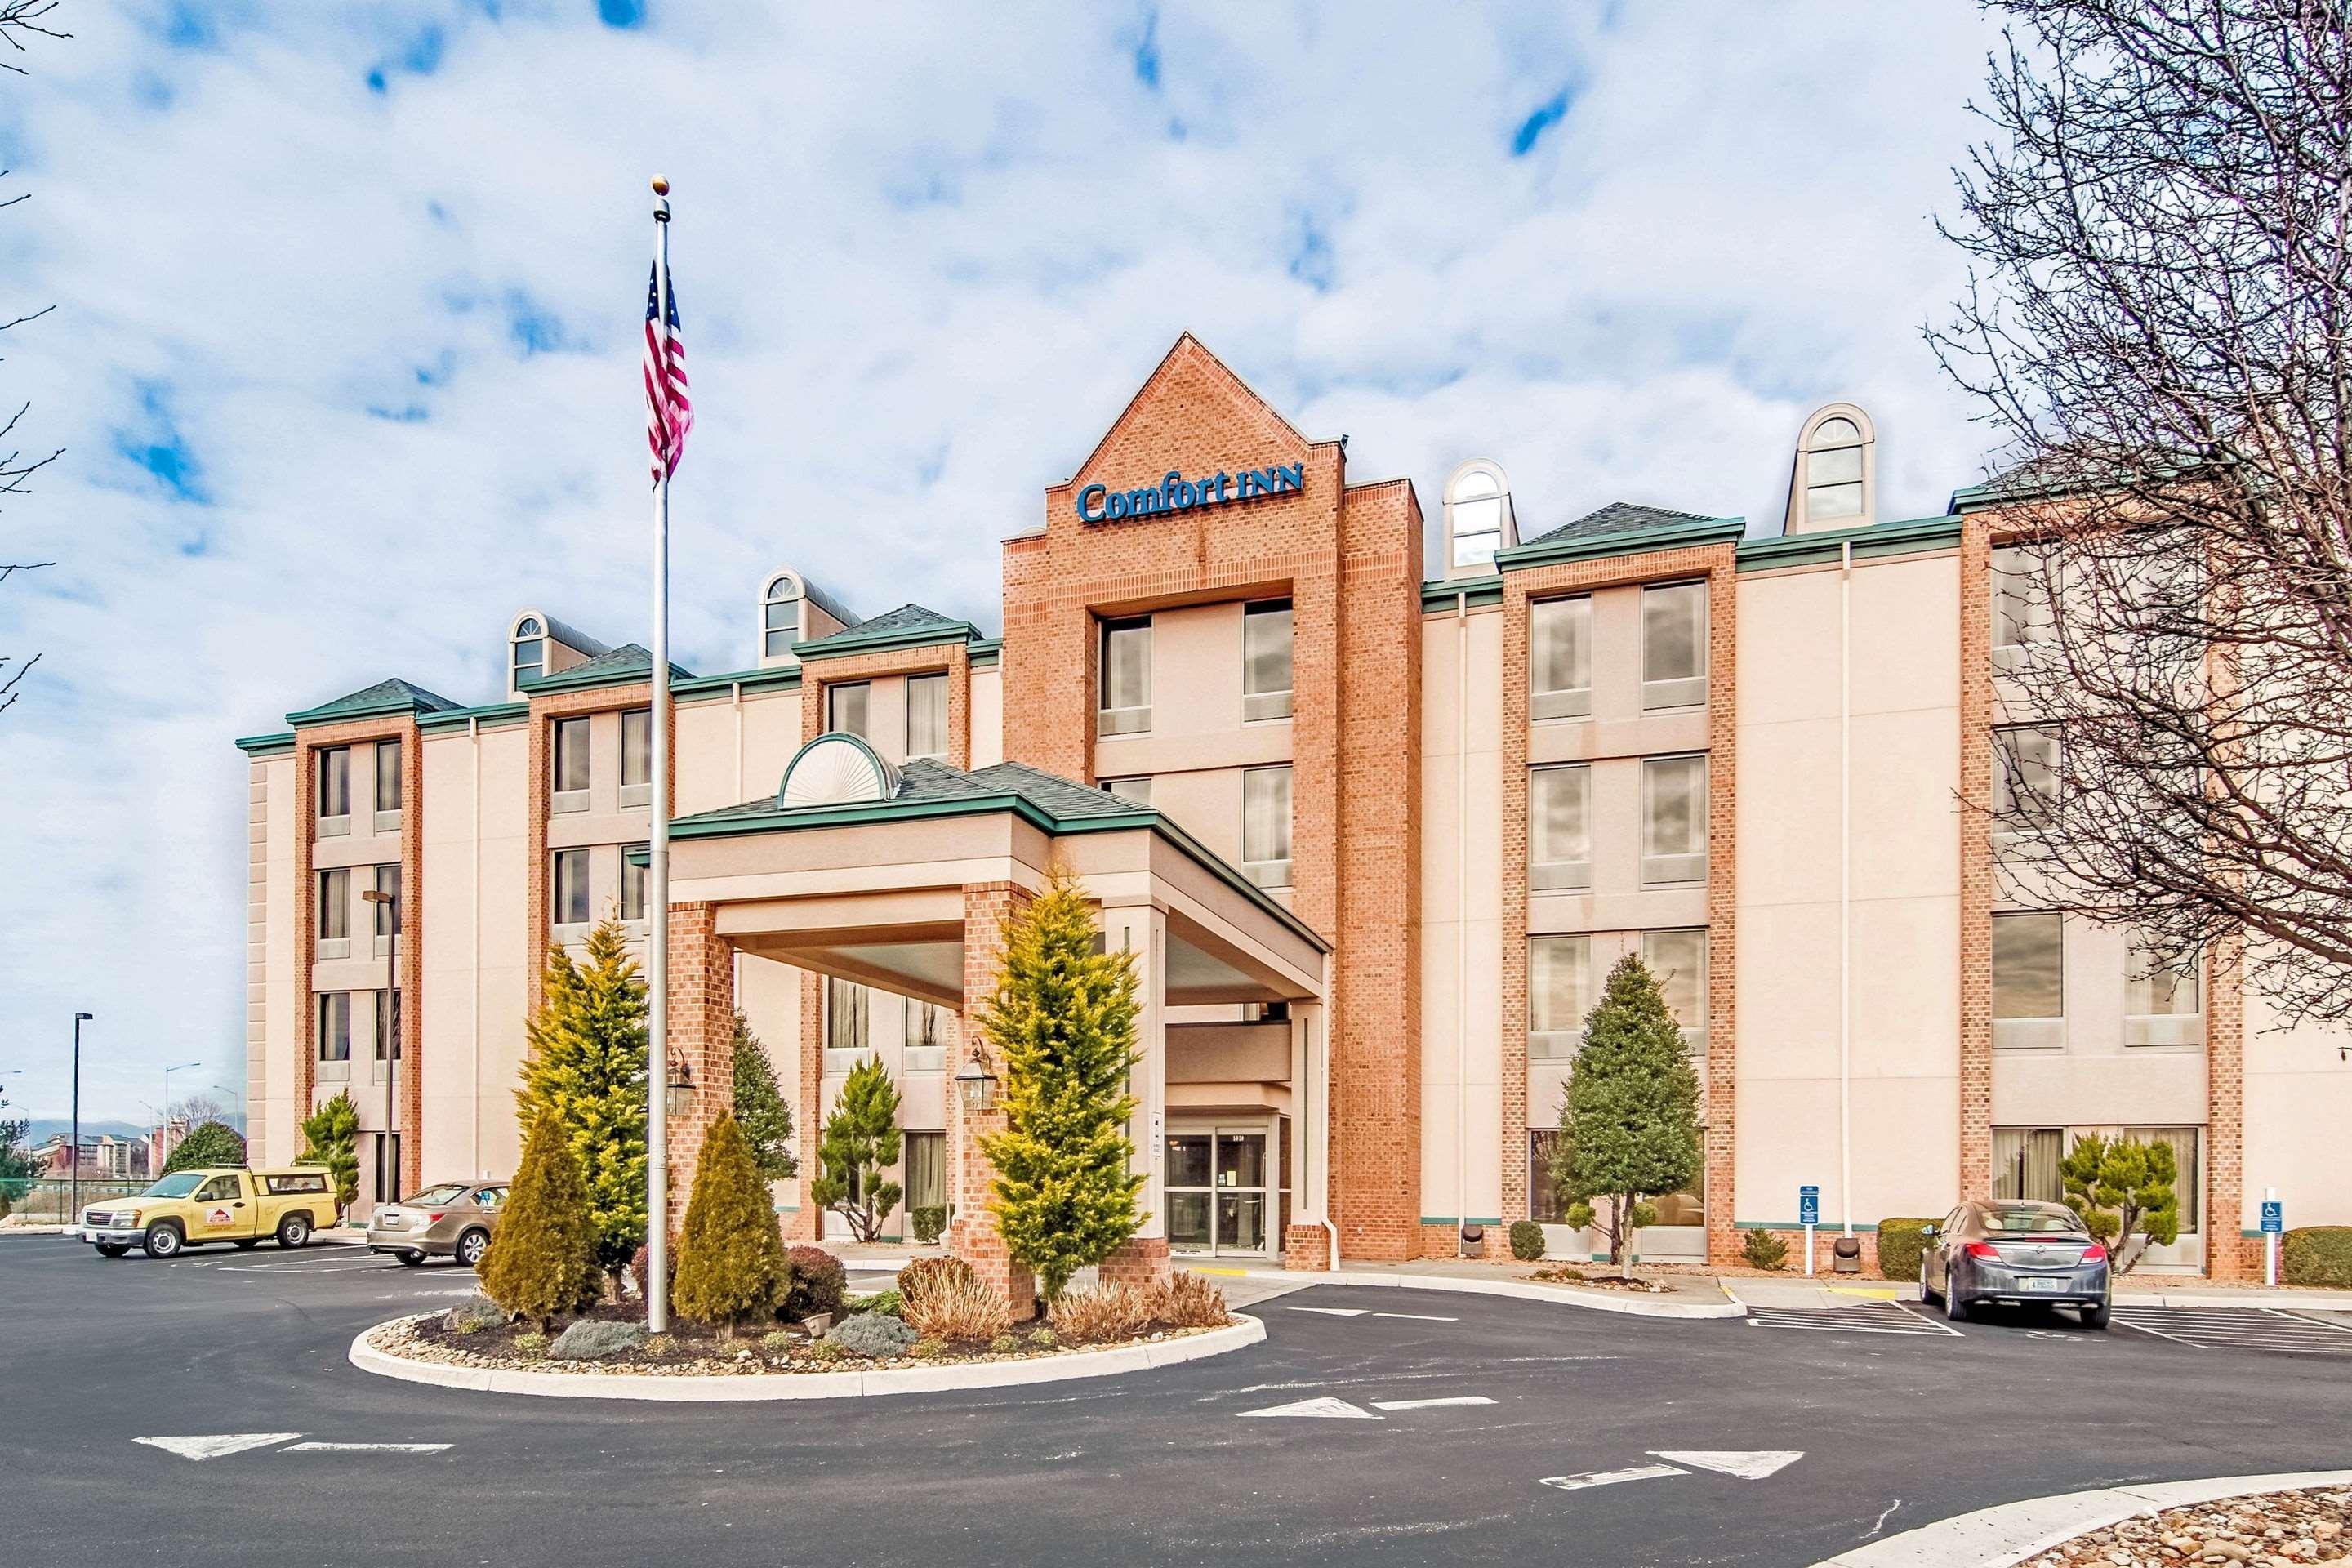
[162,1059,202,1170]
[362,885,398,1205]
[70,1013,92,1226]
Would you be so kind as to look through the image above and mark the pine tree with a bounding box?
[670,1110,791,1341]
[479,1110,599,1331]
[2060,1132,2180,1274]
[809,1056,901,1242]
[730,1012,797,1184]
[161,1118,248,1177]
[978,869,1144,1300]
[517,915,648,1297]
[296,1094,359,1211]
[1549,953,1701,1270]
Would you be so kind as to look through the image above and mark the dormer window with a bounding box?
[512,616,546,691]
[762,574,803,662]
[1788,405,1877,532]
[1446,463,1513,571]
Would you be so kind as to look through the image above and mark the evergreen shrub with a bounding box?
[2283,1226,2352,1287]
[781,1245,847,1323]
[479,1111,600,1330]
[1875,1218,1936,1281]
[1508,1219,1546,1261]
[670,1111,791,1340]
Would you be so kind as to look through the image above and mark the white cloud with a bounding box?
[0,0,2002,1118]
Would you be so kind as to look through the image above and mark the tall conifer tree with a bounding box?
[730,1012,797,1183]
[670,1110,791,1341]
[978,869,1143,1299]
[518,915,648,1297]
[479,1109,599,1330]
[1550,953,1701,1269]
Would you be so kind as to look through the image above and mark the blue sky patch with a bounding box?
[1131,8,1160,90]
[598,0,647,28]
[504,290,572,355]
[111,381,209,505]
[1511,87,1575,156]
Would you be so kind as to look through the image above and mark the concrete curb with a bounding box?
[1813,1470,2352,1567]
[1233,1267,1747,1320]
[349,1312,1267,1401]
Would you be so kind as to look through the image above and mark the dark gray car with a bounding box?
[1921,1199,2111,1327]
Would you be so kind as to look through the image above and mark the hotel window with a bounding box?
[1242,599,1294,721]
[902,1131,947,1217]
[826,681,870,741]
[372,738,402,829]
[1530,596,1592,721]
[315,991,352,1080]
[1992,911,2064,1049]
[1102,777,1152,806]
[1991,546,2053,670]
[1992,725,2059,860]
[620,708,651,807]
[372,987,402,1080]
[372,864,399,956]
[551,716,590,813]
[2126,1126,2200,1232]
[903,1000,947,1071]
[315,867,350,959]
[1641,582,1707,710]
[620,844,648,923]
[1529,935,1592,1058]
[1448,466,1508,568]
[512,616,546,689]
[762,575,802,661]
[824,977,870,1062]
[1241,765,1293,890]
[1098,617,1152,737]
[1992,1127,2064,1204]
[1642,928,1708,1051]
[2125,932,2203,1047]
[1803,416,1867,522]
[906,673,948,760]
[317,746,351,835]
[1640,755,1708,885]
[1528,1129,1565,1223]
[1529,765,1592,892]
[551,848,590,929]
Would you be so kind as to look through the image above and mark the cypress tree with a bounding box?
[670,1110,791,1341]
[1550,953,1701,1269]
[479,1110,599,1331]
[517,915,648,1298]
[296,1093,359,1211]
[730,1011,798,1184]
[978,869,1144,1300]
[810,1057,901,1242]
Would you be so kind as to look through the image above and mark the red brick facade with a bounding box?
[948,881,1036,1316]
[661,900,737,1232]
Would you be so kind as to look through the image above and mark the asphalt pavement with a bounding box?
[5,1233,2348,1567]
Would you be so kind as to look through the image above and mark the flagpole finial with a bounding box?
[651,175,670,195]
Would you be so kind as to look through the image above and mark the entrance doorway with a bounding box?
[1166,1129,1270,1255]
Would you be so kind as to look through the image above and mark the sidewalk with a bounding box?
[1216,1256,1746,1319]
[1726,1272,2352,1312]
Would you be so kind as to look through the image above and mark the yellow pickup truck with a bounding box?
[78,1167,339,1259]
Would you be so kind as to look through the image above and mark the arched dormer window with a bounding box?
[1791,405,1876,532]
[761,572,804,665]
[1445,460,1516,575]
[511,614,546,694]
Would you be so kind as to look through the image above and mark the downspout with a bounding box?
[1455,591,1471,1255]
[1839,540,1854,1238]
[470,713,482,1178]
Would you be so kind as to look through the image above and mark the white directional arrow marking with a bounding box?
[1539,1463,1687,1492]
[1370,1396,1495,1411]
[1237,1396,1381,1419]
[1373,1312,1459,1322]
[1649,1450,1804,1480]
[281,1442,452,1454]
[1285,1307,1369,1317]
[136,1434,302,1462]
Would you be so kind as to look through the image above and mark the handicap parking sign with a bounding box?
[2261,1200,2283,1235]
[1798,1185,1820,1227]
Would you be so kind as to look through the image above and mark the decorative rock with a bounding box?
[549,1318,648,1361]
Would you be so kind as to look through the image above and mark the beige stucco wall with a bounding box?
[255,755,297,1169]
[970,663,1003,769]
[1419,603,1505,1224]
[2241,987,2352,1236]
[1735,553,1962,1227]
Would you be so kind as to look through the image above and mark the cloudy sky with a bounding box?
[0,1,2006,1122]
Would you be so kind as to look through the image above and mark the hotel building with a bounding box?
[234,335,2350,1283]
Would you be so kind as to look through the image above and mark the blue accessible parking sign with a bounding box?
[1799,1186,1820,1227]
[2262,1200,2283,1235]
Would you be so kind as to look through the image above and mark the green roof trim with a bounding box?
[968,637,1003,669]
[234,731,296,756]
[415,701,530,734]
[1494,514,1748,573]
[517,643,692,697]
[793,617,982,664]
[1735,514,1963,572]
[671,665,805,701]
[1421,576,1503,612]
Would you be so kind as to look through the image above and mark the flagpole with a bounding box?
[646,173,674,1336]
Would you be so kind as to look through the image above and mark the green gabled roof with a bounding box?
[518,643,693,697]
[1494,504,1747,572]
[1735,514,1964,572]
[415,700,530,733]
[285,677,464,729]
[669,757,1327,954]
[794,603,982,663]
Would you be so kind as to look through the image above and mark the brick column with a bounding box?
[785,973,823,1241]
[1957,519,1996,1201]
[2205,933,2248,1280]
[662,901,736,1234]
[947,881,1036,1319]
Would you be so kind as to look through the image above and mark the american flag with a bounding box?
[643,261,692,483]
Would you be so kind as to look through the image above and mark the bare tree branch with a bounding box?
[0,12,63,718]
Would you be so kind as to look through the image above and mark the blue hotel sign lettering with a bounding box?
[1077,463,1304,523]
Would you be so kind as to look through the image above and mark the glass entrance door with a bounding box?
[1165,1129,1269,1254]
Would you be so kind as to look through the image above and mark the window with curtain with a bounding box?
[316,991,352,1067]
[906,674,948,760]
[825,977,870,1058]
[1993,725,2059,858]
[826,682,870,741]
[318,746,351,822]
[552,716,590,808]
[1530,765,1592,891]
[620,845,647,922]
[317,867,349,943]
[1641,929,1708,1051]
[374,739,402,814]
[1993,1126,2064,1203]
[1993,911,2064,1048]
[621,708,651,801]
[1641,582,1707,710]
[1530,596,1592,721]
[1529,935,1591,1058]
[1098,617,1152,736]
[903,1000,947,1071]
[2125,1125,2200,1232]
[372,864,400,940]
[1243,600,1293,721]
[2125,933,2203,1046]
[1528,1130,1564,1223]
[1242,765,1293,889]
[1641,755,1708,884]
[551,849,590,927]
[902,1131,946,1214]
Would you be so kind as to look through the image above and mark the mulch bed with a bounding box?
[1526,1266,1668,1292]
[382,1300,1229,1378]
[2025,1486,2349,1567]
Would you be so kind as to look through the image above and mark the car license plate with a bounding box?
[2023,1276,2065,1292]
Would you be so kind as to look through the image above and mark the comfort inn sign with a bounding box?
[1077,462,1304,523]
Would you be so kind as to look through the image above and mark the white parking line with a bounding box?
[1540,1463,1686,1492]
[1370,1396,1494,1411]
[1374,1311,1459,1322]
[281,1442,451,1454]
